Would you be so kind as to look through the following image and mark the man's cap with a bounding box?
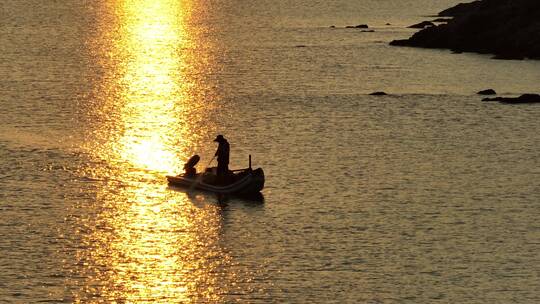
[213,135,224,142]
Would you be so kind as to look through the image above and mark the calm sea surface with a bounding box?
[1,0,539,302]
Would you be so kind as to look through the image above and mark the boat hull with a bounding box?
[166,168,264,195]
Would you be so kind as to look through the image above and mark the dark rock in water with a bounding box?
[386,23,392,26]
[408,21,435,29]
[482,97,504,102]
[477,89,496,95]
[329,25,336,28]
[431,18,452,23]
[501,94,540,104]
[483,94,540,103]
[361,30,375,33]
[492,53,525,60]
[390,0,540,60]
[346,24,369,29]
[295,45,307,48]
[389,39,409,46]
[438,1,482,17]
[370,91,388,96]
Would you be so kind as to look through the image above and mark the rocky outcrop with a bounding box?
[390,0,540,60]
[408,21,435,29]
[438,1,482,17]
[346,24,369,29]
[369,92,388,96]
[477,89,496,95]
[482,94,540,103]
[431,18,452,23]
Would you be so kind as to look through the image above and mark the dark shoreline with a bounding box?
[390,0,540,60]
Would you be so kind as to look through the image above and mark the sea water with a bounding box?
[1,0,539,302]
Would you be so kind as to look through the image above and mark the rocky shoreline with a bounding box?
[390,0,540,60]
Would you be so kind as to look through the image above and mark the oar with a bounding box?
[188,155,215,191]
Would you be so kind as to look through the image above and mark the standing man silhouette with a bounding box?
[213,135,230,183]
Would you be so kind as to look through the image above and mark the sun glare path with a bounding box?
[117,0,187,173]
[73,0,231,302]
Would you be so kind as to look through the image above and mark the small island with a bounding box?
[390,0,540,60]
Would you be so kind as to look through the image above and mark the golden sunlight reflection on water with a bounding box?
[70,0,236,302]
[115,0,190,173]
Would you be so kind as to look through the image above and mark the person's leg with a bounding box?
[217,163,225,184]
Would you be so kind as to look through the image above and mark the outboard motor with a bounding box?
[183,155,200,176]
